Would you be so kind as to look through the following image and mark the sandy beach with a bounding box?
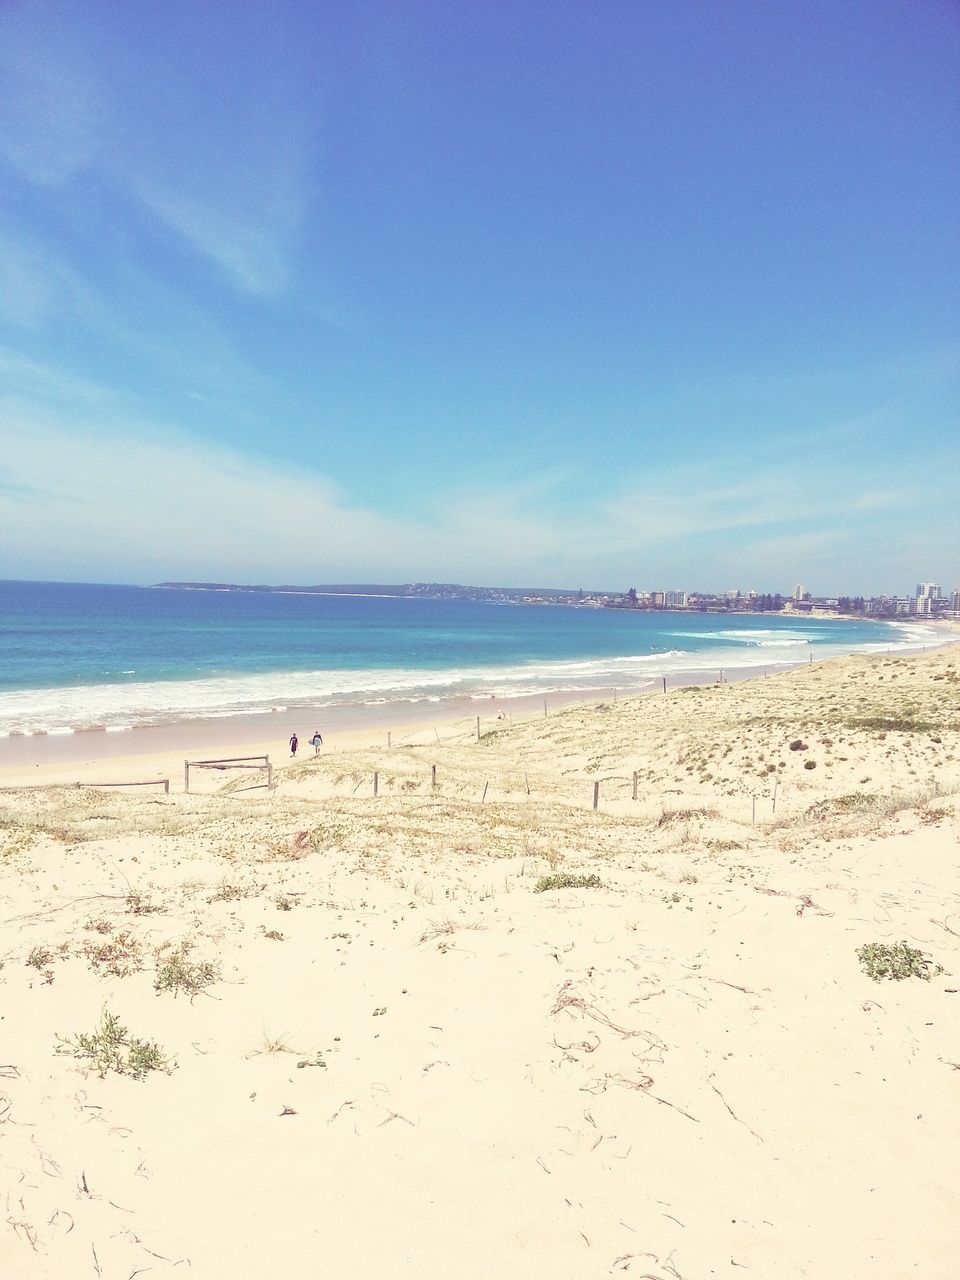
[2,644,959,1278]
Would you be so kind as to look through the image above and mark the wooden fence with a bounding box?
[184,755,272,793]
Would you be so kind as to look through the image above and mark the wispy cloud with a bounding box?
[0,13,105,186]
[0,3,313,295]
[0,390,955,594]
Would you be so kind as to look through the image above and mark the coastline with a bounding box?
[2,621,957,779]
[0,655,890,780]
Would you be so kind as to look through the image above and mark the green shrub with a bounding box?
[56,1007,173,1079]
[154,943,218,999]
[846,716,939,733]
[534,872,603,893]
[857,940,943,983]
[84,930,143,977]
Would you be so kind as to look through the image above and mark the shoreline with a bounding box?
[0,658,824,779]
[2,639,957,787]
[1,599,952,756]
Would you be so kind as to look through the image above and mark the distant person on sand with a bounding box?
[289,732,298,757]
[310,729,323,754]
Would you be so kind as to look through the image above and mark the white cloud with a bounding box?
[0,360,955,594]
[0,404,581,584]
[0,24,105,186]
[0,3,312,295]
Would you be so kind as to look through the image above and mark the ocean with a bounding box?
[0,580,939,741]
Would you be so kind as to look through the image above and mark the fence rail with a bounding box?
[75,779,170,793]
[184,755,272,793]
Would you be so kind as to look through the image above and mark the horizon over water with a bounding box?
[0,579,942,741]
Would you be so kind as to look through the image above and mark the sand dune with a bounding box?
[2,646,958,1278]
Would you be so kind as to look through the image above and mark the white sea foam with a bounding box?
[0,619,948,737]
[668,628,815,646]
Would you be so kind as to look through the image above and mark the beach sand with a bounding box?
[2,645,958,1278]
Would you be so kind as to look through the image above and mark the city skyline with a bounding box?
[0,1,957,593]
[127,575,960,617]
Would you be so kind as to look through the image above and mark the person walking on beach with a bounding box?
[310,729,323,755]
[289,732,298,757]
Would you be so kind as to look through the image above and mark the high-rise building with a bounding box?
[916,582,941,600]
[794,584,804,601]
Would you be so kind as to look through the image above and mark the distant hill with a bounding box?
[150,581,600,602]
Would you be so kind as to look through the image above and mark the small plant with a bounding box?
[126,892,160,916]
[56,1007,174,1079]
[275,894,296,911]
[263,929,285,941]
[84,931,143,978]
[248,1030,298,1057]
[919,806,949,826]
[419,919,457,943]
[154,943,218,999]
[84,916,114,934]
[207,883,252,904]
[419,917,486,944]
[803,760,817,770]
[26,945,54,970]
[846,716,939,733]
[857,940,943,983]
[789,740,808,752]
[657,806,719,826]
[533,873,603,893]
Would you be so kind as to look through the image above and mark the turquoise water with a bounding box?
[0,580,933,736]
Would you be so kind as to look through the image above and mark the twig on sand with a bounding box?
[328,1100,355,1124]
[9,1219,39,1251]
[690,973,759,996]
[551,981,666,1054]
[378,1108,416,1127]
[645,1090,699,1124]
[4,894,131,926]
[709,1075,765,1143]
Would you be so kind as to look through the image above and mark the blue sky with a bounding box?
[0,0,957,595]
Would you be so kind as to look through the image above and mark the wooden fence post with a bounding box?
[374,771,379,797]
[476,716,481,740]
[593,780,600,810]
[632,771,638,801]
[184,760,189,794]
[662,676,667,693]
[431,765,437,789]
